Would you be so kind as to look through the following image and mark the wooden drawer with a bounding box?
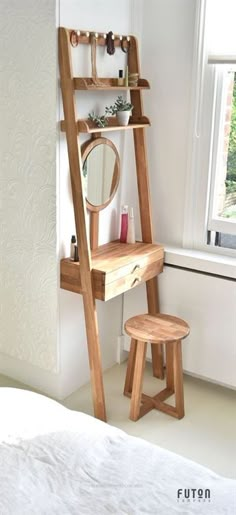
[93,257,163,300]
[61,241,164,301]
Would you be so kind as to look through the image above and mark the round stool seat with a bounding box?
[124,313,190,343]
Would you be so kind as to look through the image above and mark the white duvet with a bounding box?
[0,388,235,514]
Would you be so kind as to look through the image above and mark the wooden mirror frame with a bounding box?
[81,136,120,213]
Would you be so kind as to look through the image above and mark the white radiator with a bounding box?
[123,266,236,389]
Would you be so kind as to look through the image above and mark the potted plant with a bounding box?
[88,111,108,128]
[106,96,134,126]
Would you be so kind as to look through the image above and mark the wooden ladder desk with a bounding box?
[59,27,164,421]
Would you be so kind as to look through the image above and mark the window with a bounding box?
[207,68,236,250]
[184,0,236,255]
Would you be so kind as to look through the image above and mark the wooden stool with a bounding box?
[124,314,190,421]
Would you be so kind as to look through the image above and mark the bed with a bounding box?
[0,388,235,514]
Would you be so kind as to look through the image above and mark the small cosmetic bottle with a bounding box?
[120,205,128,243]
[127,207,135,244]
[70,235,76,259]
[117,69,124,86]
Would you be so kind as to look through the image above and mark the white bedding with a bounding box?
[0,388,235,514]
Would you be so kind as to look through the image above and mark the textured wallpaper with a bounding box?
[0,0,58,372]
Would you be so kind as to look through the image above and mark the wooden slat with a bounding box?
[152,400,180,419]
[128,36,164,380]
[166,342,174,390]
[129,341,147,421]
[59,27,106,422]
[133,128,153,241]
[149,279,164,379]
[128,36,144,117]
[124,339,137,396]
[63,28,134,49]
[60,116,150,134]
[138,401,155,419]
[173,340,185,419]
[90,212,99,250]
[73,77,150,90]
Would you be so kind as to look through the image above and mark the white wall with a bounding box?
[0,2,58,379]
[120,0,196,245]
[143,0,196,245]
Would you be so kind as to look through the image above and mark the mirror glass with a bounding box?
[82,139,119,209]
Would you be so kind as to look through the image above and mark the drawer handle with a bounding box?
[132,264,140,273]
[131,277,141,287]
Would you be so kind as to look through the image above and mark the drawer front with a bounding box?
[93,257,163,301]
[101,247,164,284]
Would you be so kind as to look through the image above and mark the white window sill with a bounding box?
[163,246,236,279]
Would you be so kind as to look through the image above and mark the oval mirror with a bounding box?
[81,137,120,211]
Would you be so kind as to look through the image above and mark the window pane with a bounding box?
[215,71,236,220]
[207,69,236,249]
[212,232,236,250]
[225,72,236,219]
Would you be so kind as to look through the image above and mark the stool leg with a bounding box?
[173,340,184,419]
[130,341,147,421]
[151,344,164,380]
[124,338,137,396]
[165,341,174,393]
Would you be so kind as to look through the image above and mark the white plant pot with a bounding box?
[116,110,131,126]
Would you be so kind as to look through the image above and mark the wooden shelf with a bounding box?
[73,77,150,90]
[61,240,164,301]
[60,116,151,133]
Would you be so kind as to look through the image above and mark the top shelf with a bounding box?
[72,77,150,91]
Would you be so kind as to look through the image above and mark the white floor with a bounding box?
[0,362,235,479]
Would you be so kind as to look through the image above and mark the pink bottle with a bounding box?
[119,205,128,243]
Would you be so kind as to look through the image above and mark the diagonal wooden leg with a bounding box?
[124,338,137,396]
[173,340,184,419]
[146,278,164,379]
[83,295,106,422]
[130,341,147,421]
[165,341,174,392]
[151,344,164,379]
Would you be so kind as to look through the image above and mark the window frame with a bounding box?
[183,0,236,258]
